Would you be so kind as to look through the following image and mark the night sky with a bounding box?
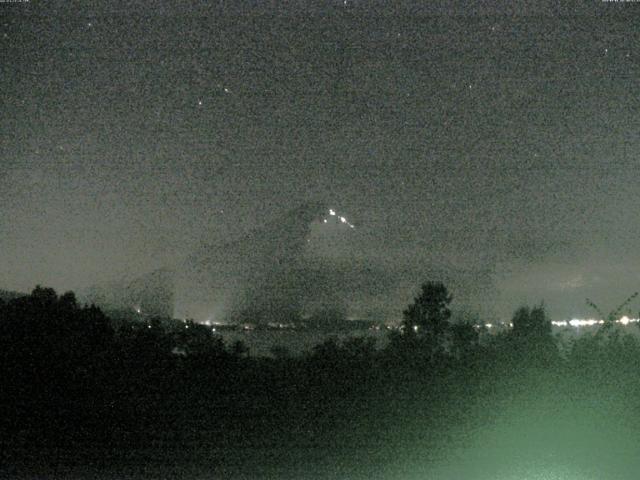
[3,1,640,321]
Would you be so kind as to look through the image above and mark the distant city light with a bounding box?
[480,317,640,330]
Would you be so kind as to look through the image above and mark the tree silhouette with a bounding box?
[402,281,452,338]
[231,340,249,358]
[31,285,57,306]
[450,321,480,360]
[390,281,454,364]
[587,292,638,327]
[311,337,341,360]
[507,304,557,366]
[511,304,552,339]
[0,286,113,363]
[270,344,291,360]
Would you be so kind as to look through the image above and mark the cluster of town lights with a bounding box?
[481,316,640,329]
[552,315,639,327]
[137,306,639,331]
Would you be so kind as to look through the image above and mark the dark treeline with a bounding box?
[2,283,640,479]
